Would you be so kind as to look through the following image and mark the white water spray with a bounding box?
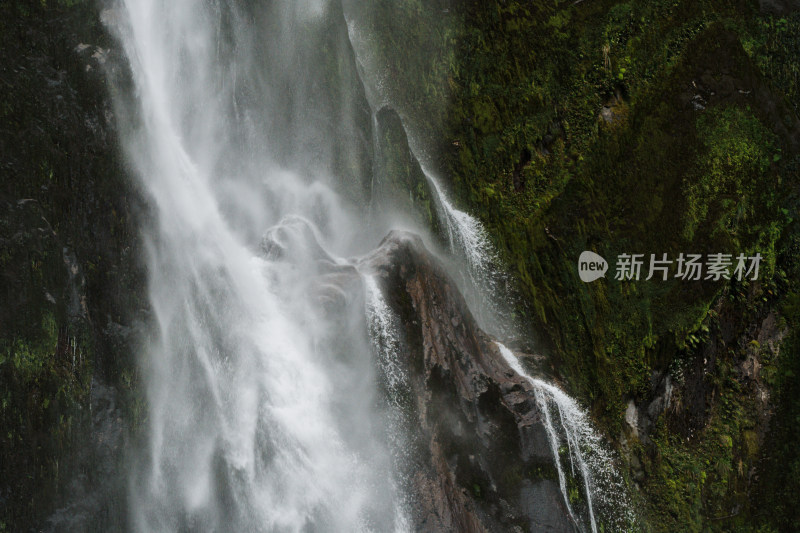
[364,276,409,410]
[109,0,406,530]
[364,276,413,533]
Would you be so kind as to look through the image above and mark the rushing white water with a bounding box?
[365,276,408,406]
[108,0,405,530]
[496,342,636,533]
[364,276,413,533]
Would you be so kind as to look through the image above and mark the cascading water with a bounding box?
[419,163,512,315]
[364,276,412,531]
[496,342,636,532]
[343,11,515,338]
[105,0,634,530]
[364,276,408,409]
[108,0,404,530]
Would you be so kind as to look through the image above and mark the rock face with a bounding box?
[360,231,576,532]
[373,107,444,241]
[1,4,143,529]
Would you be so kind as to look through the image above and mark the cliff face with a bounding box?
[354,0,800,530]
[0,2,143,529]
[401,1,800,530]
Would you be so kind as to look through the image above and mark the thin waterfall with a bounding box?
[496,342,636,533]
[417,162,513,325]
[423,165,500,291]
[365,276,408,407]
[364,276,413,533]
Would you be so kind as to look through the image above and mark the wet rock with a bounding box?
[741,355,761,382]
[373,107,446,244]
[360,231,577,533]
[691,94,706,111]
[646,375,673,421]
[625,400,639,439]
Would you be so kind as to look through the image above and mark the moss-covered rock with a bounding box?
[373,0,800,530]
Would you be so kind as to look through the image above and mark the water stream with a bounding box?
[110,1,401,530]
[496,342,635,532]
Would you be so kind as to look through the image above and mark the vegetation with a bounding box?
[371,0,800,530]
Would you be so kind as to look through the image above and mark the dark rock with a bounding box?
[360,231,577,532]
[759,0,800,14]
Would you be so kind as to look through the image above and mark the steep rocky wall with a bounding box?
[392,1,800,530]
[0,1,145,529]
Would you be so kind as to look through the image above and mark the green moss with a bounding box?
[684,106,777,241]
[389,0,800,530]
[754,284,800,530]
[0,316,93,528]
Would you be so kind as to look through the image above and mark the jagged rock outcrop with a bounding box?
[360,231,576,533]
[260,223,578,532]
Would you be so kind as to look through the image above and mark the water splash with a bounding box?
[364,276,409,408]
[364,276,412,533]
[495,342,636,533]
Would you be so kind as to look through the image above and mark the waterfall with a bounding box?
[108,0,404,530]
[104,0,634,530]
[496,342,636,533]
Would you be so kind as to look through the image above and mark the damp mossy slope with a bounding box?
[370,0,800,530]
